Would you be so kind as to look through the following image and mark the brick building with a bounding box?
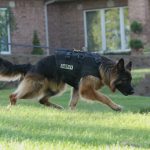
[0,0,46,55]
[0,0,149,55]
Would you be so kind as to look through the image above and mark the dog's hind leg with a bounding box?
[9,93,17,105]
[8,74,45,107]
[38,81,66,109]
[69,88,79,110]
[39,97,63,109]
[7,93,17,109]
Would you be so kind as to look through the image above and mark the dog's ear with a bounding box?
[126,61,132,71]
[116,58,125,72]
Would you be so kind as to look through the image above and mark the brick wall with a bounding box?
[47,0,128,54]
[0,0,46,55]
[128,0,150,44]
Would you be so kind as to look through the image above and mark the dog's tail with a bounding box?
[0,57,33,81]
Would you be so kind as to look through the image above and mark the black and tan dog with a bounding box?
[0,49,134,111]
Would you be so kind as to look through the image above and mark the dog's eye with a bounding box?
[122,78,131,82]
[116,81,122,85]
[122,79,127,82]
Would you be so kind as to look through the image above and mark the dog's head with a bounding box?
[110,58,134,96]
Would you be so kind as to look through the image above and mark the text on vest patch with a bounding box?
[60,64,73,70]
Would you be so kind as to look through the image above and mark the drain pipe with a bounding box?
[44,0,56,55]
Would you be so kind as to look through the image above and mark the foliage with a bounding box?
[7,8,17,32]
[129,39,144,49]
[130,21,143,34]
[130,21,144,52]
[31,30,44,55]
[87,11,101,51]
[105,8,121,51]
[0,8,16,51]
[0,8,16,33]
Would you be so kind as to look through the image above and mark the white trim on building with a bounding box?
[84,7,130,53]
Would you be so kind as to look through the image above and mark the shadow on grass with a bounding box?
[138,107,150,114]
[1,95,150,114]
[1,87,150,113]
[0,114,150,149]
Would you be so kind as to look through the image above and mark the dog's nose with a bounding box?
[129,89,134,95]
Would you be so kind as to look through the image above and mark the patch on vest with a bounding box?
[60,64,73,70]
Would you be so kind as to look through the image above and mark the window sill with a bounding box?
[102,49,131,55]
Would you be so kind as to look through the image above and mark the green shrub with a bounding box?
[130,21,143,34]
[31,30,44,55]
[129,39,144,49]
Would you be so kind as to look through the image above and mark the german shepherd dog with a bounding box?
[0,49,134,111]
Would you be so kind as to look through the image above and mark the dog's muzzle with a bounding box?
[116,84,134,96]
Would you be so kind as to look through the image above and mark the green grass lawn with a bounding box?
[0,69,150,150]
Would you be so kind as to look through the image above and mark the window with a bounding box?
[84,7,130,53]
[0,8,11,54]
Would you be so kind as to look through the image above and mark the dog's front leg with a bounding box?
[80,87,122,111]
[69,88,79,110]
[95,91,122,111]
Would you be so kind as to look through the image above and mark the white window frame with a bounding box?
[83,7,130,53]
[0,8,11,55]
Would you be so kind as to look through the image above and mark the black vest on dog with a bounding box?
[55,49,101,88]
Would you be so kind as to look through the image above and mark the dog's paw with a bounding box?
[57,105,64,110]
[69,104,77,111]
[112,105,123,112]
[69,106,76,111]
[6,104,12,111]
[53,104,64,110]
